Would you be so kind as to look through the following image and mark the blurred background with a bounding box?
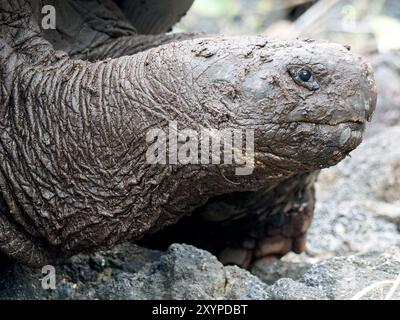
[176,0,399,53]
[175,0,400,137]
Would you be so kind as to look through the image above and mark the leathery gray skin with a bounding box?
[0,0,376,267]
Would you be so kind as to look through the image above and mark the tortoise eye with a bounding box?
[298,69,312,82]
[288,66,320,91]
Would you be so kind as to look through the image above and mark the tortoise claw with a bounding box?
[219,231,309,269]
[219,247,252,269]
[218,202,313,269]
[254,235,292,258]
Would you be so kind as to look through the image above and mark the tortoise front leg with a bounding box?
[139,172,318,269]
[219,191,315,268]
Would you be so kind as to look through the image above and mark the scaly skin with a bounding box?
[0,0,376,266]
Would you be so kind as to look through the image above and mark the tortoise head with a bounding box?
[177,37,377,177]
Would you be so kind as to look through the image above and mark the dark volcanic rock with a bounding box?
[1,244,399,300]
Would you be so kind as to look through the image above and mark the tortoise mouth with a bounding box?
[284,119,366,128]
[295,121,365,149]
[254,120,366,172]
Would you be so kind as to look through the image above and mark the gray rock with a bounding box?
[95,244,270,300]
[267,278,328,300]
[263,247,400,300]
[299,247,400,300]
[251,254,313,284]
[222,265,270,300]
[307,201,400,257]
[0,264,43,300]
[0,244,270,300]
[1,244,400,300]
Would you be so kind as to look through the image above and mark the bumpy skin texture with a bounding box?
[0,0,376,266]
